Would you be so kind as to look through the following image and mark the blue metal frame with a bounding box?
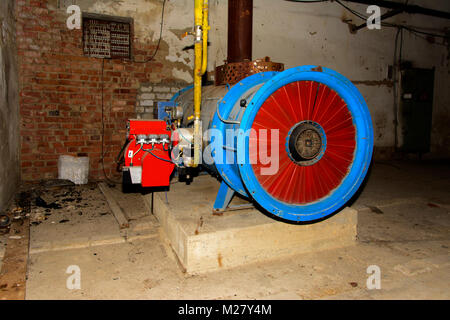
[210,72,279,197]
[212,180,255,213]
[157,101,176,121]
[236,66,374,222]
[213,181,235,212]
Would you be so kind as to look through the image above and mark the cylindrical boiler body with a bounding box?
[172,66,374,222]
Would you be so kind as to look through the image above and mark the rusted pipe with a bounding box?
[227,0,253,63]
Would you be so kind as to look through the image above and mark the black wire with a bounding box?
[334,0,449,41]
[143,149,174,164]
[332,0,447,151]
[134,0,167,63]
[398,25,448,39]
[115,138,129,172]
[393,27,402,151]
[289,0,448,41]
[99,0,166,183]
[392,1,408,152]
[100,59,121,184]
[101,59,105,161]
[100,59,108,181]
[404,28,448,46]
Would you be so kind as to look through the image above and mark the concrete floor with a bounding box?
[1,160,449,299]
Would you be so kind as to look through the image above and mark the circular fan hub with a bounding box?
[287,121,326,166]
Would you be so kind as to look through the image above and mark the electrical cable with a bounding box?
[133,0,167,63]
[100,59,121,184]
[100,0,166,183]
[143,148,174,164]
[130,144,143,166]
[170,146,182,162]
[334,0,449,41]
[177,129,193,144]
[399,26,404,63]
[392,0,409,152]
[115,139,129,169]
[393,27,402,151]
[398,25,449,39]
[288,0,449,41]
[290,0,448,153]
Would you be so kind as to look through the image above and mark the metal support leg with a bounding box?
[213,181,235,214]
[213,181,254,215]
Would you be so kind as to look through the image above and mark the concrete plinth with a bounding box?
[146,175,357,274]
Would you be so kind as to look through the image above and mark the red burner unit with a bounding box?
[123,120,174,188]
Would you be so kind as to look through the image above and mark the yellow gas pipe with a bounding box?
[201,0,209,76]
[193,0,209,167]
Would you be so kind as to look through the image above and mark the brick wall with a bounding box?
[17,0,188,181]
[136,84,183,119]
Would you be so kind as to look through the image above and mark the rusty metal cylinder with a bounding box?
[227,0,253,63]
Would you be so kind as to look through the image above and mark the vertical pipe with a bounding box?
[227,0,253,63]
[201,0,210,76]
[193,0,204,166]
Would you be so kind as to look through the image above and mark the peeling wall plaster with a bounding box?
[83,0,195,76]
[172,67,193,83]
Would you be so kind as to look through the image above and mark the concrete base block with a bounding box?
[146,175,357,274]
